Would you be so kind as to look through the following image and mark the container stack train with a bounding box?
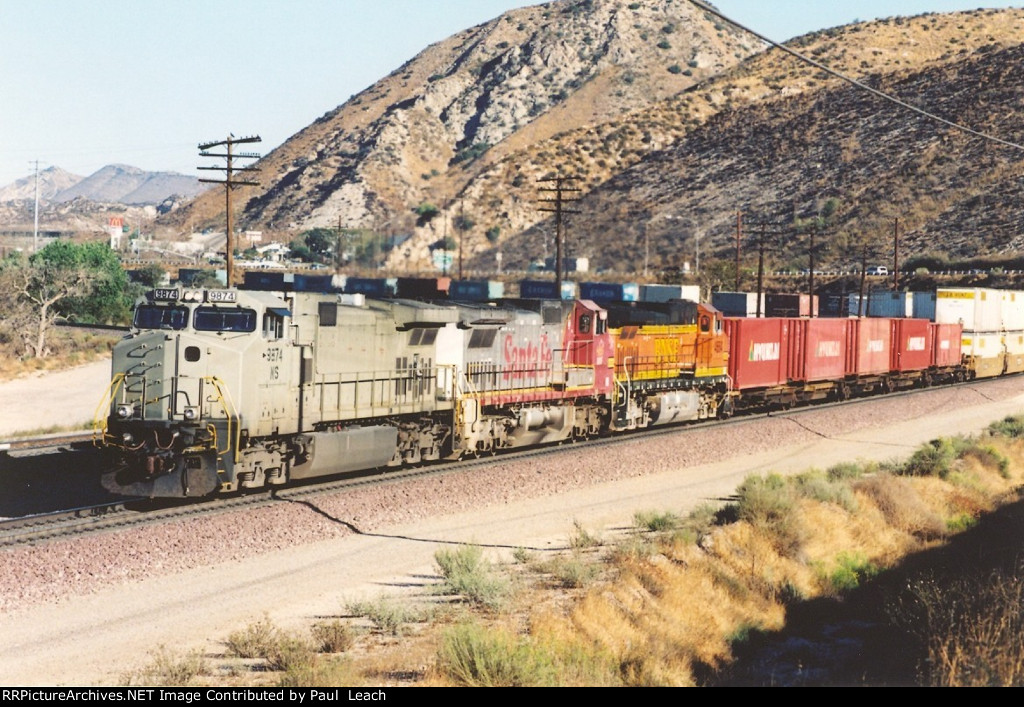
[95,278,1020,498]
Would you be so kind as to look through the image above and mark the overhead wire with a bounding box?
[685,0,1024,153]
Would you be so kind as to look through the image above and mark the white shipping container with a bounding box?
[1004,330,1024,356]
[640,284,701,303]
[961,331,1003,358]
[1001,291,1024,331]
[935,288,1003,332]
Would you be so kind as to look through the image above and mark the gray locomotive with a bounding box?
[96,287,614,497]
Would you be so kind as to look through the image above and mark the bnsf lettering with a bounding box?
[503,333,553,382]
[867,339,885,353]
[748,341,780,362]
[816,340,841,357]
[907,336,927,351]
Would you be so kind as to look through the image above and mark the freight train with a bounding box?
[95,284,1011,498]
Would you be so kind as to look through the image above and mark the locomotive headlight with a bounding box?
[183,406,200,421]
[116,404,134,419]
[122,432,134,444]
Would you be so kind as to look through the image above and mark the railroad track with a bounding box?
[0,430,93,454]
[0,377,1008,548]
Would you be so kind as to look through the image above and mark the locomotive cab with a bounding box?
[97,287,298,497]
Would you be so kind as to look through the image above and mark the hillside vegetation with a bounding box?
[159,1,1024,279]
[130,416,1024,687]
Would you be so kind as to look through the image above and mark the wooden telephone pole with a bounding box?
[538,176,581,295]
[198,134,261,286]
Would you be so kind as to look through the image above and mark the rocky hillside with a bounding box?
[165,1,1024,276]
[167,0,759,238]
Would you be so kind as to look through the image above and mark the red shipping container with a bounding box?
[891,319,932,372]
[930,322,962,368]
[792,318,850,382]
[725,318,790,390]
[848,317,892,376]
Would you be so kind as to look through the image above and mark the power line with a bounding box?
[686,0,1024,153]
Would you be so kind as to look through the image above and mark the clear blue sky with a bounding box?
[1,0,1020,187]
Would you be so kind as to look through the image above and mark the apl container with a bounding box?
[724,317,790,389]
[890,318,932,372]
[791,318,849,382]
[849,317,892,376]
[930,323,962,368]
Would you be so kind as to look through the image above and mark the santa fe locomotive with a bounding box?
[95,282,1012,498]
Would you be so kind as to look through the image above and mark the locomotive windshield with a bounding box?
[134,304,189,330]
[193,307,258,333]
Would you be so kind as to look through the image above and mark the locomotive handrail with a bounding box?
[202,376,241,462]
[92,373,126,447]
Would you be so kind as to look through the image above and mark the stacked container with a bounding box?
[712,292,766,318]
[936,288,1004,378]
[519,279,578,300]
[765,293,818,318]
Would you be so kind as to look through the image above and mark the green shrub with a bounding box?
[988,415,1024,439]
[123,646,208,686]
[568,520,602,549]
[438,623,549,686]
[311,620,355,653]
[225,617,278,659]
[541,552,601,588]
[346,596,426,635]
[633,509,681,533]
[900,438,961,478]
[820,551,879,594]
[434,545,514,610]
[265,633,317,673]
[794,470,858,512]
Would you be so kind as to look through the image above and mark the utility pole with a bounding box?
[537,176,581,295]
[198,134,261,286]
[892,217,900,291]
[458,197,465,281]
[747,220,783,318]
[735,211,743,291]
[30,160,41,252]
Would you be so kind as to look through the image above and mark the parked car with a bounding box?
[866,265,889,276]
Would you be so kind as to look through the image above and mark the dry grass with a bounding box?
[0,329,118,382]
[160,424,1024,687]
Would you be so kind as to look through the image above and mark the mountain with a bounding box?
[167,0,759,239]
[0,166,83,202]
[51,164,206,205]
[165,1,1024,275]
